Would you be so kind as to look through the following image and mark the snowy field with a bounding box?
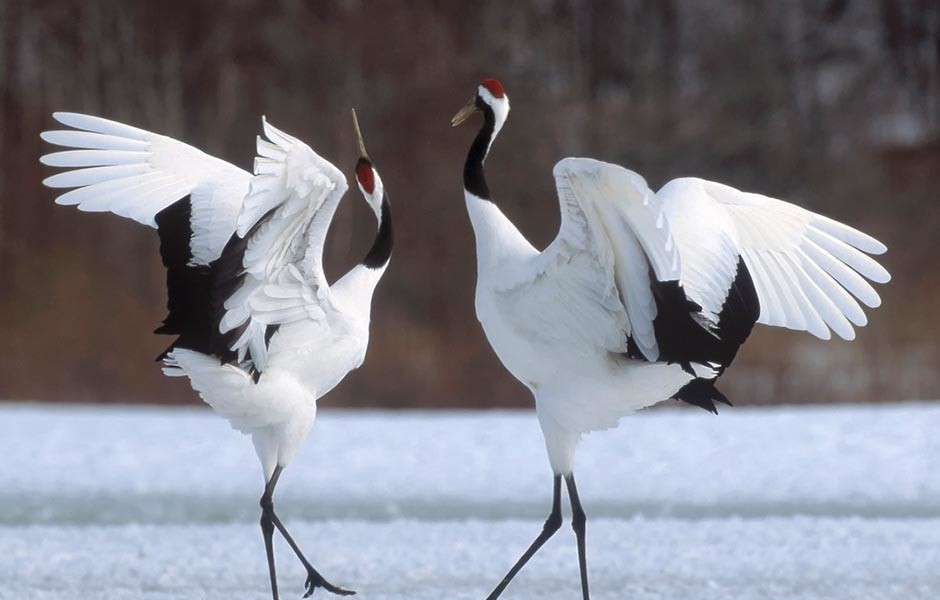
[1,402,938,599]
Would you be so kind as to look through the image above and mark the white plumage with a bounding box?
[453,79,889,600]
[42,112,249,237]
[41,110,392,599]
[661,177,889,340]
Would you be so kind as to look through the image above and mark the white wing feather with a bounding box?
[659,178,889,341]
[41,112,250,264]
[218,118,348,370]
[504,158,678,361]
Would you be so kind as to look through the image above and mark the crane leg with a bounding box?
[484,475,563,600]
[262,466,356,598]
[260,471,280,600]
[565,473,590,600]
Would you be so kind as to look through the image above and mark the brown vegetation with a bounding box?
[1,0,938,408]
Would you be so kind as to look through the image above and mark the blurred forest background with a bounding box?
[1,0,938,408]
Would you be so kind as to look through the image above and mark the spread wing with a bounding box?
[41,112,250,265]
[215,118,348,373]
[500,157,679,362]
[41,113,252,360]
[659,178,890,341]
[41,113,348,379]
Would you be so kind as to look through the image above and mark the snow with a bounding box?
[1,402,938,599]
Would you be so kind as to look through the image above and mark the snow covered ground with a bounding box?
[1,402,938,599]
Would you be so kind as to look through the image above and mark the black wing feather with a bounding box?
[627,256,760,412]
[152,197,279,382]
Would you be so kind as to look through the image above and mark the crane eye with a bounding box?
[356,159,375,194]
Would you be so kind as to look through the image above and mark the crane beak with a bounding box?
[450,97,478,127]
[351,108,369,160]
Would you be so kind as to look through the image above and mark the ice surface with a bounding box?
[3,518,939,600]
[2,402,938,524]
[1,402,938,599]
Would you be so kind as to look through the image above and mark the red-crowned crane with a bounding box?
[452,78,889,600]
[40,109,392,599]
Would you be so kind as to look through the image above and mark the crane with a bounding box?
[452,78,889,600]
[41,109,393,599]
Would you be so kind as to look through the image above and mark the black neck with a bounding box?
[362,195,393,269]
[463,98,496,200]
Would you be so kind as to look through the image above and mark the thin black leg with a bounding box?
[262,466,355,598]
[565,474,590,600]
[260,469,281,600]
[269,511,355,597]
[484,475,563,600]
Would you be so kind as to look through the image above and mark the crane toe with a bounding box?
[304,569,355,598]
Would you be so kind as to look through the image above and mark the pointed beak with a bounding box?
[351,108,369,160]
[450,96,478,127]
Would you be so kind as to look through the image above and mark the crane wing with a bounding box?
[215,118,348,374]
[41,112,250,265]
[41,112,253,363]
[659,178,890,341]
[503,157,680,362]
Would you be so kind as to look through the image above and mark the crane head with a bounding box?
[351,108,384,218]
[451,78,510,127]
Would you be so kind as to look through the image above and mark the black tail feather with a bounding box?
[638,256,759,413]
[673,378,732,414]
